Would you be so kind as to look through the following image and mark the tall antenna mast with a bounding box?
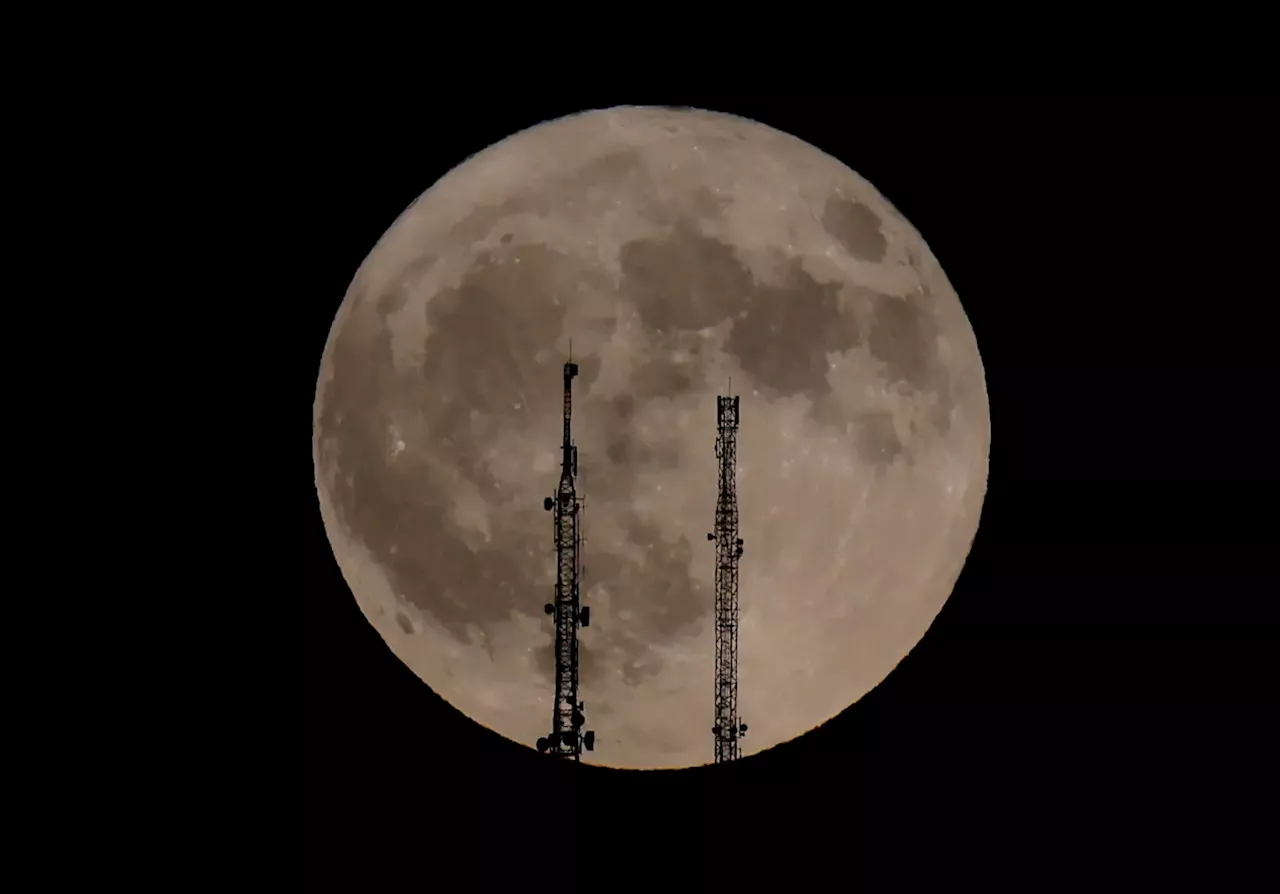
[536,358,595,760]
[708,391,747,762]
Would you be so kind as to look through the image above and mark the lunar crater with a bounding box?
[821,194,888,262]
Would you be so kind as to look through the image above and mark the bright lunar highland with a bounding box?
[313,106,990,769]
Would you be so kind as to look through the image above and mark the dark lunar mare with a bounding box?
[822,195,888,262]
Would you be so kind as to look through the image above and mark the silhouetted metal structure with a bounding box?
[536,360,595,760]
[708,393,747,762]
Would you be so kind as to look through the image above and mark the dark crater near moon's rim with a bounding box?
[822,194,888,263]
[317,171,949,700]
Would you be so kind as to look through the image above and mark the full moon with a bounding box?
[313,106,989,769]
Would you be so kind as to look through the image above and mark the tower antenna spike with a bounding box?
[535,355,595,761]
[708,389,746,762]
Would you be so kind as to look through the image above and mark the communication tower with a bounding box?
[535,359,595,760]
[707,392,747,762]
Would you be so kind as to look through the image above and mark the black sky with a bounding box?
[296,95,1277,884]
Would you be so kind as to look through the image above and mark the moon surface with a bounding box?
[313,106,989,769]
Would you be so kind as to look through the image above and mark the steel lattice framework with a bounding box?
[709,394,747,762]
[536,361,595,760]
